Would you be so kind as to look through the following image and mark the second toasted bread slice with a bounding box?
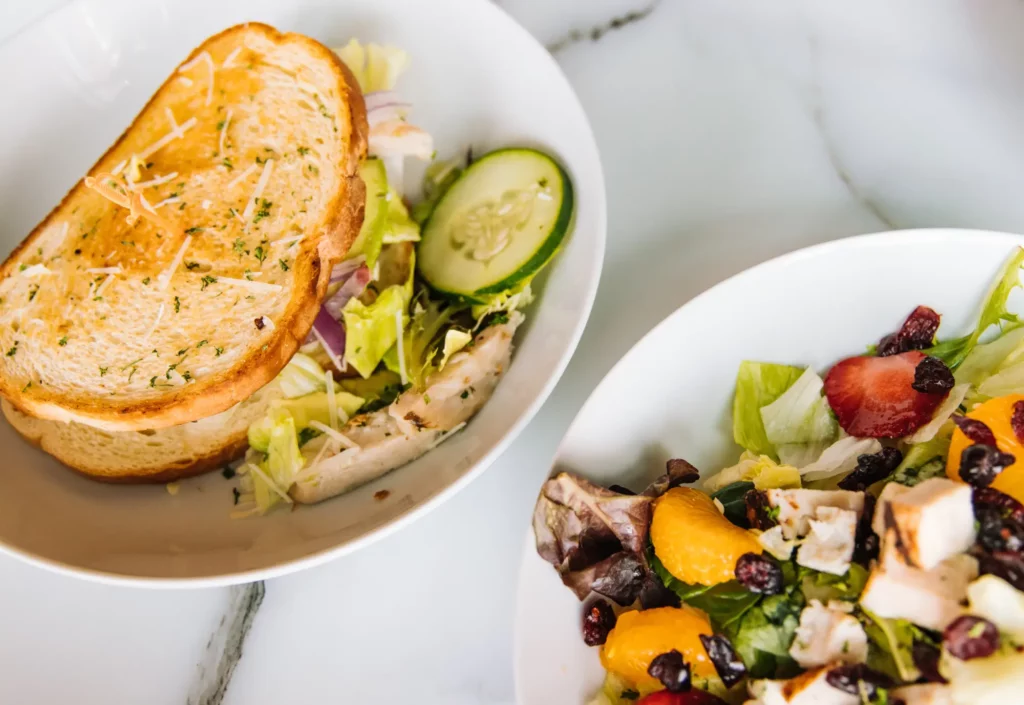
[0,23,367,431]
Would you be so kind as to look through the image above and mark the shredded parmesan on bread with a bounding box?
[242,159,274,221]
[178,50,214,106]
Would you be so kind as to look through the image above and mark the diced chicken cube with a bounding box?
[872,481,911,537]
[767,489,865,539]
[891,684,953,705]
[788,600,868,668]
[859,531,978,631]
[747,666,859,705]
[796,506,857,575]
[758,525,797,561]
[884,478,975,570]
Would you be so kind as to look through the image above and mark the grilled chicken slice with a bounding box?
[290,313,521,503]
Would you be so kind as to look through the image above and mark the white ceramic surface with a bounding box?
[0,0,604,584]
[7,1,1024,703]
[514,229,1024,703]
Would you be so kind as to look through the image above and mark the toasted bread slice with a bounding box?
[0,23,368,432]
[2,378,283,482]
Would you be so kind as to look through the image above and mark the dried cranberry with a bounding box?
[952,416,997,446]
[698,634,746,687]
[911,356,955,394]
[960,444,1016,487]
[976,507,1024,554]
[943,615,1000,660]
[666,458,701,487]
[825,664,893,697]
[973,486,1024,525]
[744,489,775,530]
[911,641,946,684]
[839,447,903,491]
[636,690,727,705]
[877,333,902,357]
[734,553,783,595]
[1014,401,1024,443]
[878,306,941,356]
[648,650,692,693]
[582,599,616,646]
[975,550,1024,591]
[853,494,880,566]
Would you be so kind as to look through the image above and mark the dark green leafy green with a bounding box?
[710,481,755,528]
[799,563,869,603]
[649,553,759,630]
[862,608,920,683]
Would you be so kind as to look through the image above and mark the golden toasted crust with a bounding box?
[11,420,247,484]
[0,23,369,431]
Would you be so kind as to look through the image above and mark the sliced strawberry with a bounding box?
[637,690,726,705]
[823,350,949,438]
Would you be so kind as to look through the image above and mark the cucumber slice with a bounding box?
[347,158,389,267]
[417,148,573,299]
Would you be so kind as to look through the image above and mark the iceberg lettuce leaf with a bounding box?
[733,362,805,458]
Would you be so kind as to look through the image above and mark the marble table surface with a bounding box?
[5,0,1024,703]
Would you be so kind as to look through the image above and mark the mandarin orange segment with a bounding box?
[947,393,1024,503]
[650,487,763,587]
[600,606,716,687]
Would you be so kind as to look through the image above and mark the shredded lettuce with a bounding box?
[800,436,882,482]
[339,369,404,412]
[346,161,390,268]
[248,407,305,513]
[955,326,1024,387]
[335,40,408,93]
[759,367,836,446]
[926,247,1024,370]
[247,392,365,452]
[470,280,534,322]
[776,441,829,469]
[908,383,970,443]
[382,188,420,244]
[384,295,466,388]
[343,284,410,378]
[705,452,801,493]
[733,362,806,459]
[977,360,1024,398]
[277,353,332,398]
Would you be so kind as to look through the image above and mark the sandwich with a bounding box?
[0,25,574,514]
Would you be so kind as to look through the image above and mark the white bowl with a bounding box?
[514,229,1024,704]
[0,0,605,585]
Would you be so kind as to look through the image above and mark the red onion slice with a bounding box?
[311,306,346,372]
[368,102,412,127]
[324,264,371,319]
[364,90,399,112]
[330,255,367,283]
